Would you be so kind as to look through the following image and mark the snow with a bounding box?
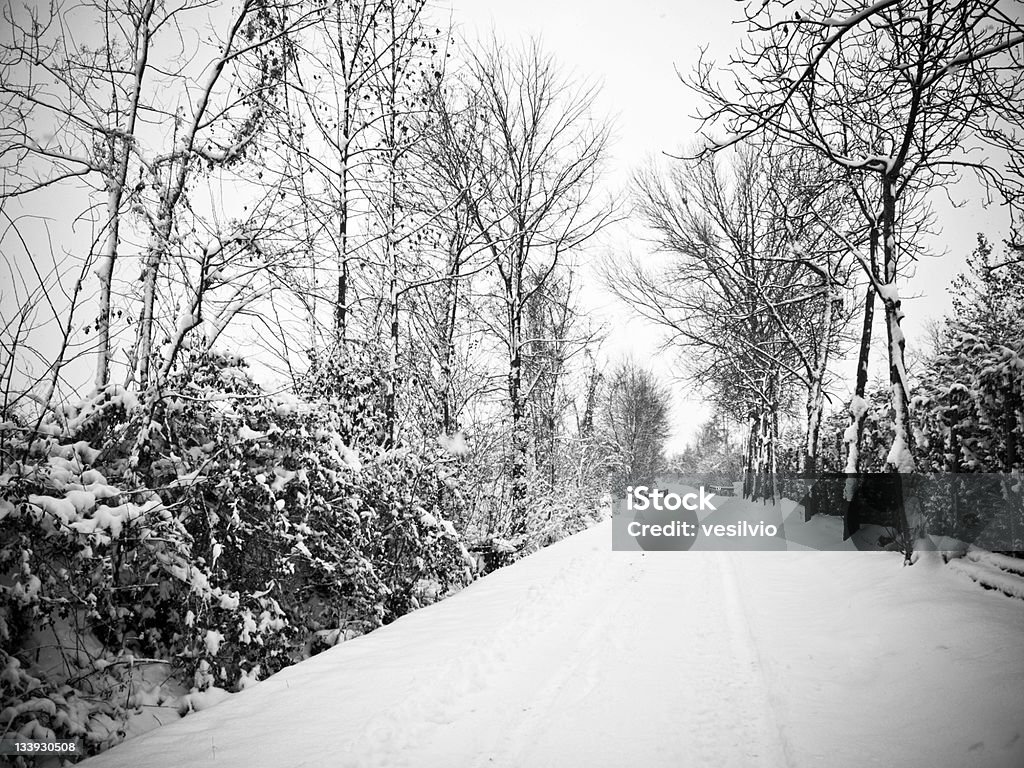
[72,440,101,465]
[203,630,224,656]
[841,396,870,477]
[177,688,231,716]
[86,481,122,500]
[237,666,261,691]
[237,425,266,441]
[885,430,917,472]
[438,431,470,457]
[948,558,1024,600]
[80,468,106,487]
[128,684,166,710]
[847,394,868,420]
[270,467,296,492]
[170,470,205,488]
[90,502,145,538]
[28,494,78,525]
[63,489,96,513]
[340,445,362,471]
[203,237,224,259]
[967,547,1024,576]
[238,611,258,643]
[77,491,1024,768]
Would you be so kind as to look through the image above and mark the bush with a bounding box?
[0,350,474,759]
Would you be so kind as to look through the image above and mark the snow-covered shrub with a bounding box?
[0,412,224,757]
[1,349,475,759]
[914,333,1024,474]
[133,351,474,679]
[910,333,1024,547]
[907,238,1024,547]
[912,235,1024,476]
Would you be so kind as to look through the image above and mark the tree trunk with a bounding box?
[803,266,834,517]
[845,225,878,474]
[132,4,248,389]
[743,413,757,499]
[880,173,919,559]
[439,245,461,435]
[386,273,398,445]
[383,5,400,446]
[336,180,348,350]
[803,379,823,517]
[508,305,528,536]
[96,186,123,389]
[136,207,172,389]
[841,222,879,541]
[95,0,153,388]
[750,407,775,503]
[804,269,834,475]
[334,2,351,350]
[881,176,915,472]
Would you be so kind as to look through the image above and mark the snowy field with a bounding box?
[81,506,1024,768]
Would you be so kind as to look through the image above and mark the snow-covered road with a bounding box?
[83,516,1024,768]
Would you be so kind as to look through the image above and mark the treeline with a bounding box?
[609,0,1024,556]
[0,0,673,758]
[665,232,1024,550]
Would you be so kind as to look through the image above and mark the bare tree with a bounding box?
[0,0,316,396]
[691,0,1024,488]
[429,38,614,531]
[0,215,94,444]
[600,360,672,494]
[273,0,401,351]
[523,268,600,495]
[0,0,157,388]
[614,148,853,500]
[364,1,445,444]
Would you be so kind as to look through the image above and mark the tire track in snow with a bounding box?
[338,538,623,767]
[482,553,646,768]
[312,527,792,768]
[461,547,792,767]
[596,551,789,768]
[717,551,794,768]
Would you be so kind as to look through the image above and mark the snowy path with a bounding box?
[83,518,1024,768]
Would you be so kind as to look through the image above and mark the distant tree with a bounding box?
[668,415,743,480]
[612,148,853,501]
[601,360,672,494]
[523,270,598,495]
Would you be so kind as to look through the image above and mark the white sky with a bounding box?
[452,0,1015,453]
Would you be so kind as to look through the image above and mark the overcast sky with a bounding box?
[452,0,1014,452]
